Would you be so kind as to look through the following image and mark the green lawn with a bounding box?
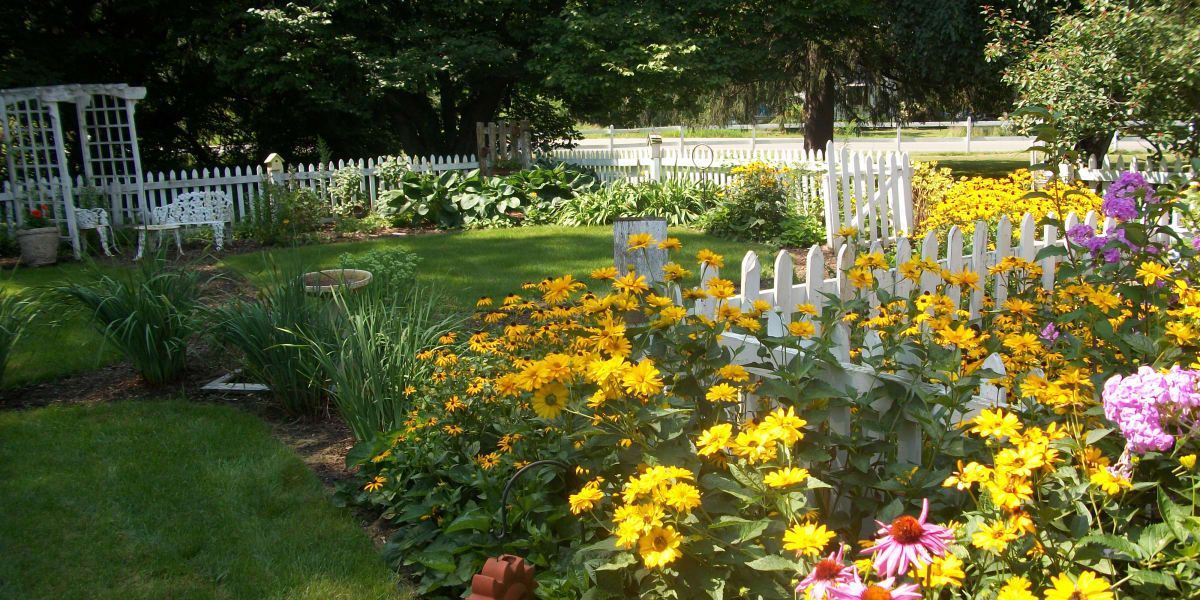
[0,399,409,600]
[2,227,766,387]
[910,152,1030,178]
[221,226,772,308]
[2,262,119,387]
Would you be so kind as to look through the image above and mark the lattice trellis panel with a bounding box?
[77,92,147,226]
[1,84,147,258]
[0,93,78,255]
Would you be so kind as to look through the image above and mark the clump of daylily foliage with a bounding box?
[344,148,1200,597]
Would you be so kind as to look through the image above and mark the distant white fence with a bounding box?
[549,141,914,248]
[579,118,1013,153]
[1048,153,1196,190]
[0,154,479,227]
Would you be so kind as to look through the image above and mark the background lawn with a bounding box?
[3,227,769,387]
[222,225,773,309]
[0,399,409,600]
[2,262,119,387]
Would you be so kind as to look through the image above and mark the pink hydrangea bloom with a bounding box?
[828,577,922,600]
[796,547,860,599]
[1103,366,1200,454]
[862,498,953,578]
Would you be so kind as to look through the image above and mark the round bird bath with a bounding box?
[302,269,372,295]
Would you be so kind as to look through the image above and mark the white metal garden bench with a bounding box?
[74,208,117,256]
[135,191,232,260]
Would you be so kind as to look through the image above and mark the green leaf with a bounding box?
[1138,523,1174,558]
[1084,428,1113,445]
[1159,490,1190,542]
[805,476,832,490]
[1079,533,1141,559]
[1034,245,1069,261]
[744,554,800,572]
[594,552,637,572]
[1129,568,1177,589]
[443,509,491,534]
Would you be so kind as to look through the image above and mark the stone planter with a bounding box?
[302,269,373,295]
[17,226,59,266]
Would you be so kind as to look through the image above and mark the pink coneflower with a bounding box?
[862,498,952,578]
[796,547,859,599]
[828,578,922,600]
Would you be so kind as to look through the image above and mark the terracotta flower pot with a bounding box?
[17,226,59,266]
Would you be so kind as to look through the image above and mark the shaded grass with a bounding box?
[222,226,773,309]
[0,399,409,600]
[0,263,120,386]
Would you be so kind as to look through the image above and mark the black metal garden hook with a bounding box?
[491,459,569,540]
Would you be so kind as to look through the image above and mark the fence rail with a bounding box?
[683,207,1115,463]
[0,153,480,227]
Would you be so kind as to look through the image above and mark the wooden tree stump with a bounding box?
[613,217,667,283]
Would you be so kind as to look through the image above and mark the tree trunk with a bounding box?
[803,49,835,152]
[1075,132,1112,164]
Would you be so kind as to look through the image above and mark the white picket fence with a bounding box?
[546,146,827,187]
[685,208,1116,463]
[0,154,479,227]
[1,140,916,249]
[549,141,914,248]
[1058,153,1196,190]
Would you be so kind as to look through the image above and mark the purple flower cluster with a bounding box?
[1102,172,1154,221]
[1068,224,1137,263]
[1103,366,1200,454]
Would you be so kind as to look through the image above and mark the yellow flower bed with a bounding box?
[916,169,1102,238]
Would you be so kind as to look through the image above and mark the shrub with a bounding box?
[555,179,721,227]
[334,212,391,235]
[237,179,326,246]
[337,247,420,291]
[381,164,595,229]
[0,290,35,387]
[58,259,201,385]
[208,265,331,416]
[701,161,793,243]
[910,160,955,230]
[777,213,824,248]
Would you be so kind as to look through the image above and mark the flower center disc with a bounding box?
[862,586,893,600]
[890,515,924,544]
[653,535,668,551]
[813,559,842,580]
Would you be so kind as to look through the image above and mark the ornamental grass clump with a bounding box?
[208,263,331,417]
[306,285,460,441]
[57,258,201,385]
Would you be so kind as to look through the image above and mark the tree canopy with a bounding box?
[6,0,1169,166]
[989,0,1200,160]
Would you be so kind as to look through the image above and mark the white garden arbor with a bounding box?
[0,84,147,257]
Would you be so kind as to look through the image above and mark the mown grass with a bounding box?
[910,152,1031,178]
[221,226,772,309]
[1,227,767,386]
[1,262,120,386]
[0,399,409,600]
